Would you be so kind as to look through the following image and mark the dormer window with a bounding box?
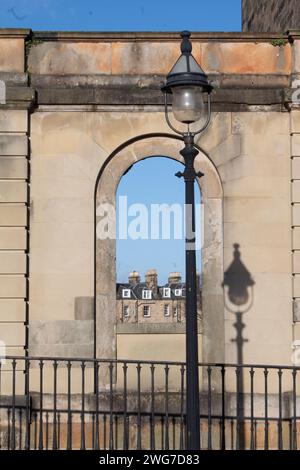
[163,287,171,298]
[174,289,182,297]
[122,289,131,299]
[142,289,152,300]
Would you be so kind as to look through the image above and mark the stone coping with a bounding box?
[0,28,31,38]
[32,31,290,43]
[0,29,293,43]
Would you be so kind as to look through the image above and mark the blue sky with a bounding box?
[0,0,241,283]
[0,0,241,31]
[116,158,201,284]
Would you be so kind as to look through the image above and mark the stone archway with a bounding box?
[94,134,224,364]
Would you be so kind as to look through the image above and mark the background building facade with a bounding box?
[117,269,202,324]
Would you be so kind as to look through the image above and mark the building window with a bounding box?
[123,305,129,317]
[173,307,178,317]
[122,289,131,299]
[142,289,152,300]
[163,287,171,298]
[174,289,182,297]
[164,304,170,317]
[143,305,151,317]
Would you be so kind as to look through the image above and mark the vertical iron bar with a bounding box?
[250,367,255,450]
[11,359,16,450]
[7,408,11,450]
[103,413,107,450]
[66,361,72,450]
[136,363,142,450]
[45,412,49,450]
[52,360,58,450]
[150,364,155,450]
[19,410,22,450]
[109,362,114,450]
[164,364,170,450]
[292,369,297,450]
[57,413,61,450]
[95,362,100,451]
[179,365,185,450]
[115,415,118,450]
[278,368,283,450]
[38,360,44,450]
[264,368,269,450]
[123,362,128,451]
[207,366,212,450]
[221,365,226,450]
[80,361,86,450]
[33,412,37,450]
[24,359,31,450]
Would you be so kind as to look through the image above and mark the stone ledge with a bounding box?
[0,29,30,38]
[32,31,290,43]
[35,86,288,108]
[30,73,291,89]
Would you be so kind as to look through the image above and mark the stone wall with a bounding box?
[0,30,299,380]
[0,30,30,373]
[242,0,300,32]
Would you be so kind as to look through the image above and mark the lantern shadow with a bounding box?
[222,243,255,450]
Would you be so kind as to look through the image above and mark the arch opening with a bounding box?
[94,134,224,374]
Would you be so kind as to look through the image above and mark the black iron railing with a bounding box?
[0,357,300,450]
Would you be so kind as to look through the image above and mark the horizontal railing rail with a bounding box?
[0,356,300,450]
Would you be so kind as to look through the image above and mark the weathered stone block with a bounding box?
[74,297,94,320]
[111,42,183,75]
[294,251,300,274]
[293,204,300,226]
[292,135,300,157]
[0,227,26,250]
[0,181,27,203]
[292,180,300,203]
[0,322,25,345]
[0,299,26,322]
[0,38,25,72]
[0,275,26,298]
[0,110,27,133]
[0,205,27,226]
[292,158,300,179]
[0,135,28,156]
[293,227,300,249]
[293,305,300,323]
[28,42,112,75]
[0,252,26,274]
[294,275,300,297]
[201,42,291,74]
[0,157,28,179]
[291,111,300,134]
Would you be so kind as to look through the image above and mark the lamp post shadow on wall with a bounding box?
[222,243,255,450]
[161,31,213,450]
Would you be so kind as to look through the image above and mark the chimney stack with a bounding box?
[128,270,141,285]
[145,269,158,292]
[168,272,181,284]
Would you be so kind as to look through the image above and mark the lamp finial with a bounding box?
[181,30,192,54]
